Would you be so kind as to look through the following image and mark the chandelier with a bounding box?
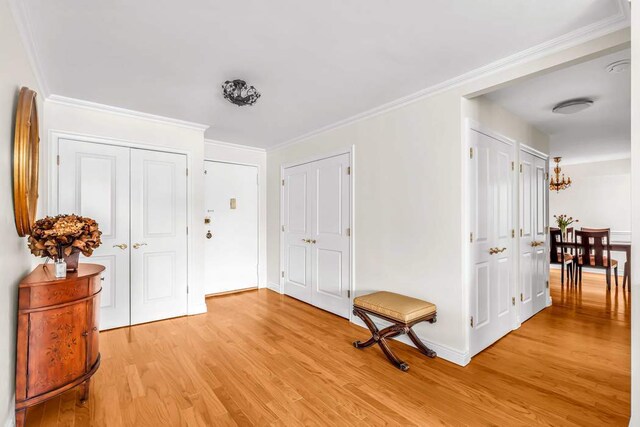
[221,79,260,106]
[549,157,571,192]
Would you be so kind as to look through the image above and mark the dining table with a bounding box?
[556,241,631,288]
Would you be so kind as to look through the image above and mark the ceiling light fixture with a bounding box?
[549,157,572,192]
[552,98,593,114]
[606,59,630,74]
[222,79,261,106]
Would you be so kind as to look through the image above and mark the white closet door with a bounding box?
[58,139,131,330]
[283,162,313,304]
[309,153,351,318]
[519,150,548,322]
[203,161,258,294]
[130,149,188,325]
[469,129,514,357]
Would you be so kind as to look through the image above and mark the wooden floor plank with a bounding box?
[25,270,630,426]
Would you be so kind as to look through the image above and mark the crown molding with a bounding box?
[47,95,210,132]
[268,2,630,152]
[8,0,50,97]
[205,139,266,153]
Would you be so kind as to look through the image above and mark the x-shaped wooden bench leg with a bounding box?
[352,307,436,371]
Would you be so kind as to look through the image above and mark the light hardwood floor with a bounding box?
[25,270,630,426]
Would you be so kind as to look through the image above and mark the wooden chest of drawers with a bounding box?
[15,263,104,427]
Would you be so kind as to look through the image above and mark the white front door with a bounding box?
[469,129,515,357]
[203,161,258,294]
[520,149,548,322]
[283,153,351,318]
[130,149,188,325]
[58,139,131,330]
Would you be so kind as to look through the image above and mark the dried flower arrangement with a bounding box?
[27,215,102,262]
[553,214,578,236]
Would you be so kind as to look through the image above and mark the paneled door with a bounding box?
[519,149,548,322]
[203,161,258,294]
[58,139,131,330]
[469,129,515,357]
[283,153,351,318]
[130,149,188,325]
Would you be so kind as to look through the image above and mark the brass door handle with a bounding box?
[302,239,310,243]
[530,241,544,247]
[489,247,507,255]
[133,243,147,249]
[310,239,317,244]
[113,243,127,250]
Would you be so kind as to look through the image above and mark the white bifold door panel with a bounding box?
[519,149,548,322]
[203,161,258,294]
[58,140,131,330]
[58,139,188,329]
[283,153,351,318]
[469,129,515,357]
[130,149,188,325]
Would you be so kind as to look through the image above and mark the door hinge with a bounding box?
[347,166,351,175]
[281,225,285,232]
[520,228,523,237]
[546,280,549,289]
[519,164,523,173]
[346,228,351,237]
[545,172,549,181]
[520,293,524,302]
[470,232,473,243]
[469,147,474,159]
[347,290,351,298]
[470,316,474,328]
[511,161,514,171]
[282,179,285,186]
[186,226,189,235]
[281,271,285,278]
[186,168,189,176]
[545,226,550,233]
[512,297,515,306]
[57,155,60,166]
[511,229,515,238]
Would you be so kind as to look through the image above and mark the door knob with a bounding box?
[112,243,127,250]
[206,230,213,239]
[132,243,147,249]
[302,238,310,243]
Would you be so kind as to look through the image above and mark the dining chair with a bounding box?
[575,230,619,290]
[581,227,628,288]
[549,228,574,285]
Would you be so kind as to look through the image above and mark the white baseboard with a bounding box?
[188,301,208,315]
[350,317,470,367]
[550,264,626,276]
[267,282,282,293]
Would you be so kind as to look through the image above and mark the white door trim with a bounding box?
[464,119,518,361]
[278,145,355,321]
[48,130,197,315]
[204,158,262,288]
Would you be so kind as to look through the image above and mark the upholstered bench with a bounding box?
[352,291,437,371]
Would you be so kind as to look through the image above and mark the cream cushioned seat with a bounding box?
[353,291,436,323]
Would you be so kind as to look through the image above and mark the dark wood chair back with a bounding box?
[566,227,575,243]
[575,230,612,269]
[549,228,566,264]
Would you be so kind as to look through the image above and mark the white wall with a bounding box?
[204,140,267,288]
[630,2,639,423]
[0,0,44,425]
[266,29,629,366]
[549,158,631,241]
[42,99,209,316]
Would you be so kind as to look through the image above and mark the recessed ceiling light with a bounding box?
[552,98,594,114]
[606,59,630,74]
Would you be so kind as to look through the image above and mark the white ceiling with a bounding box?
[20,0,628,148]
[485,48,631,164]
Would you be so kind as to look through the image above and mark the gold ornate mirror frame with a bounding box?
[13,87,39,237]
